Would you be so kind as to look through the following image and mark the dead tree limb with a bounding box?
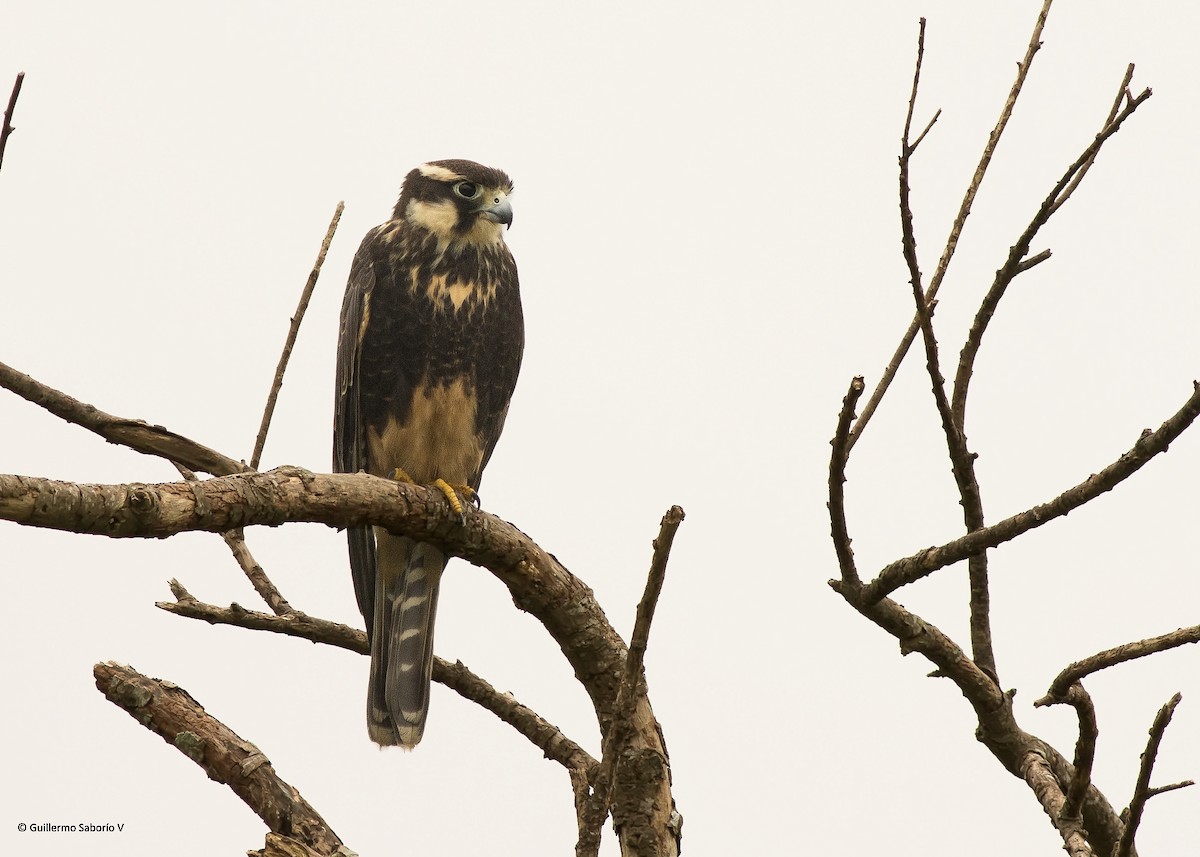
[155,582,598,775]
[251,202,344,470]
[0,465,678,854]
[0,71,24,172]
[94,661,348,857]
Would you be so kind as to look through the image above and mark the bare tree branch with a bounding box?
[251,202,344,470]
[154,584,599,774]
[0,71,24,172]
[1019,748,1096,857]
[898,88,996,679]
[1053,684,1099,822]
[93,661,347,856]
[859,381,1200,601]
[1044,625,1200,699]
[222,528,295,615]
[1049,63,1137,217]
[848,0,1055,451]
[1116,693,1189,857]
[0,359,245,476]
[173,461,295,616]
[828,376,864,587]
[0,406,678,853]
[831,563,1132,856]
[594,506,685,826]
[951,78,1153,428]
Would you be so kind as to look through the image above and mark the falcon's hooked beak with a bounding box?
[479,197,514,228]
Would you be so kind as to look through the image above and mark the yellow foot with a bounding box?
[389,468,413,484]
[432,478,478,524]
[388,469,475,522]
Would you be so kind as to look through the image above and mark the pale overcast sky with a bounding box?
[2,2,1198,855]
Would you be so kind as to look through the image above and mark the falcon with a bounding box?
[334,159,524,748]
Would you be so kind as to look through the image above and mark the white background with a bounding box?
[1,2,1198,854]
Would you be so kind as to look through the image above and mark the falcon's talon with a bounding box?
[432,478,469,523]
[390,467,415,484]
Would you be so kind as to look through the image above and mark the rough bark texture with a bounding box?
[93,661,346,856]
[4,470,676,854]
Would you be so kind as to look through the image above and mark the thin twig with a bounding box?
[222,528,294,615]
[1148,780,1194,798]
[0,71,24,172]
[849,0,1055,451]
[155,586,598,773]
[94,661,346,855]
[251,201,344,470]
[829,376,865,587]
[1116,693,1187,857]
[951,77,1152,428]
[1049,63,1136,217]
[900,19,937,157]
[1046,625,1200,699]
[860,381,1200,601]
[898,94,996,679]
[0,359,244,476]
[170,462,295,615]
[595,506,685,816]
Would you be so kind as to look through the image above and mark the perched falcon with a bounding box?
[334,159,524,748]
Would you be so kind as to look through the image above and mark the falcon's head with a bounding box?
[395,159,514,246]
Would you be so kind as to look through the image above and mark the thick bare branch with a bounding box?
[1045,625,1200,699]
[94,661,345,856]
[830,577,1130,857]
[0,459,677,850]
[860,381,1200,601]
[1117,693,1189,857]
[154,586,599,774]
[251,202,344,470]
[1020,749,1096,857]
[0,360,245,476]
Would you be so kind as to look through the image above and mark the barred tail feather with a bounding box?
[367,530,446,748]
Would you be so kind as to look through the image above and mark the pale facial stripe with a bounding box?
[418,163,466,182]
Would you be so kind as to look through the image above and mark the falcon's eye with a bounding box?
[454,181,480,200]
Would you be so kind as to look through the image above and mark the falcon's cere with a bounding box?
[334,159,524,748]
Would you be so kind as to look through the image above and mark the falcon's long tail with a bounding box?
[367,530,447,748]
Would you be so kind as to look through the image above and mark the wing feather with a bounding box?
[334,231,379,632]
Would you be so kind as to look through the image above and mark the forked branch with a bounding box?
[1116,694,1192,857]
[848,0,1055,451]
[860,381,1200,601]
